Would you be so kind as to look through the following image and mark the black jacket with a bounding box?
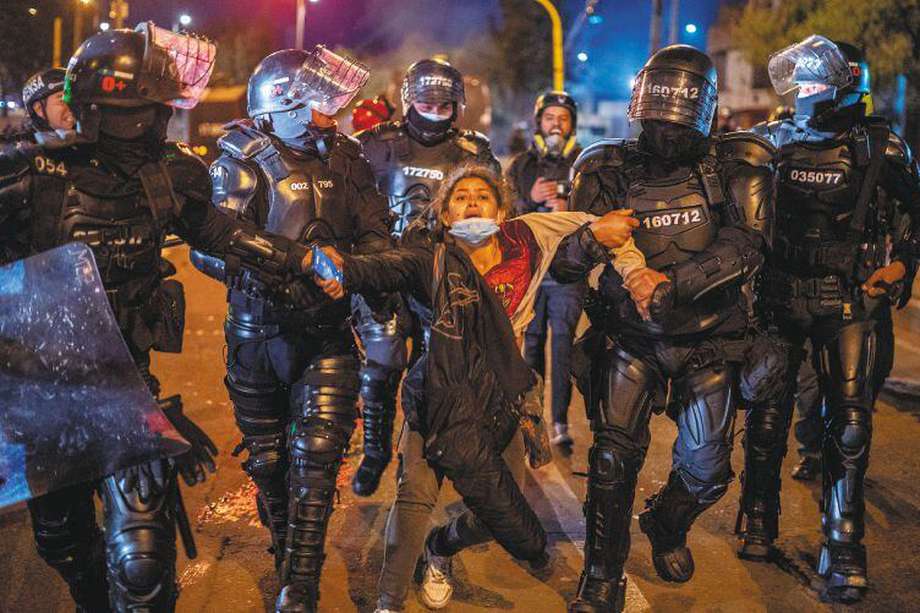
[342,241,546,561]
[506,144,581,216]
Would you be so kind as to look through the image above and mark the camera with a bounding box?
[556,179,571,199]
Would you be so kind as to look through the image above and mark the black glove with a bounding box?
[117,459,170,500]
[649,279,675,323]
[160,394,218,486]
[519,374,552,470]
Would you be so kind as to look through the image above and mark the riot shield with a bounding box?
[0,243,190,508]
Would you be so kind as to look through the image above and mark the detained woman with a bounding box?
[307,163,652,612]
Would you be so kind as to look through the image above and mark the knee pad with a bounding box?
[676,468,730,506]
[290,416,353,468]
[102,479,176,608]
[226,375,288,436]
[237,432,288,482]
[589,443,641,485]
[831,406,871,456]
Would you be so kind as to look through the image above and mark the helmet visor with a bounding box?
[768,35,851,96]
[627,68,717,135]
[137,22,216,109]
[290,46,369,116]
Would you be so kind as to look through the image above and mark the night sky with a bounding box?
[119,0,721,100]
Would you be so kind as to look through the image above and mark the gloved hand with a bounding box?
[160,394,218,486]
[649,278,676,323]
[519,375,552,470]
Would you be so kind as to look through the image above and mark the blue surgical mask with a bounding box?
[448,217,500,245]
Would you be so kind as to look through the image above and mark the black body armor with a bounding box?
[192,122,390,321]
[737,116,920,602]
[357,121,500,236]
[556,131,774,338]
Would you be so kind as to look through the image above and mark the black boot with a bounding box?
[818,403,871,603]
[736,399,791,561]
[639,472,708,583]
[736,498,777,562]
[818,541,868,603]
[275,583,318,613]
[569,574,627,613]
[353,371,398,497]
[568,445,639,612]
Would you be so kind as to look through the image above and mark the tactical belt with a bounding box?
[773,238,856,274]
[764,270,845,303]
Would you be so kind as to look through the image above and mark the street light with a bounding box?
[577,51,589,62]
[179,14,192,27]
[99,21,110,31]
[533,0,564,90]
[685,23,697,34]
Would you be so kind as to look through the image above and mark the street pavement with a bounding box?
[2,245,919,612]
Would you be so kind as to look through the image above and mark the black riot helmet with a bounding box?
[833,41,871,108]
[768,35,867,127]
[628,45,718,136]
[247,46,369,152]
[534,90,578,129]
[533,90,578,158]
[401,58,465,145]
[64,22,215,141]
[22,67,67,131]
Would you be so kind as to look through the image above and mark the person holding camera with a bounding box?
[507,91,585,446]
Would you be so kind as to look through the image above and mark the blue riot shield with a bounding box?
[0,243,190,508]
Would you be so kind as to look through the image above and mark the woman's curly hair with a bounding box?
[428,162,514,232]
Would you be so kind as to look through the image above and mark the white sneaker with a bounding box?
[551,423,574,446]
[419,541,454,609]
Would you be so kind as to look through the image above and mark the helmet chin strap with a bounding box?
[265,107,336,157]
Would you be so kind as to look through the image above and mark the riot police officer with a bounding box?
[349,58,500,496]
[738,37,917,603]
[190,47,391,612]
[507,90,584,446]
[0,24,320,612]
[550,45,775,611]
[22,67,75,135]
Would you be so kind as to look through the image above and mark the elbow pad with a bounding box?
[189,249,226,283]
[225,229,307,287]
[551,223,608,283]
[670,242,764,305]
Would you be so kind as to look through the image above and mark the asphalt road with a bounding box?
[2,245,919,612]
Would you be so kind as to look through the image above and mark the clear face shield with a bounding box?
[767,35,852,98]
[135,22,216,109]
[289,46,370,117]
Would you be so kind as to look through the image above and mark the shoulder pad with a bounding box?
[748,119,797,147]
[218,123,272,160]
[716,131,776,167]
[884,129,912,166]
[334,133,362,159]
[454,129,491,156]
[209,154,259,212]
[369,121,404,142]
[572,138,632,175]
[163,142,210,198]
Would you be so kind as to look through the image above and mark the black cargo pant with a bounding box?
[223,304,360,594]
[580,332,740,583]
